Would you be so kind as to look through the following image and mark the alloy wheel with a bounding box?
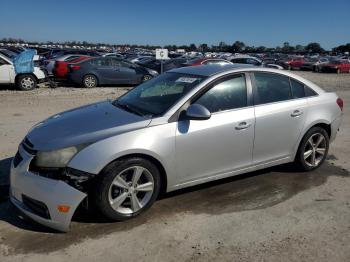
[303,133,327,167]
[108,166,154,215]
[84,75,97,88]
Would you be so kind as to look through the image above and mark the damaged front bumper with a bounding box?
[10,145,87,232]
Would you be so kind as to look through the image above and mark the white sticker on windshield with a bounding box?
[175,77,199,83]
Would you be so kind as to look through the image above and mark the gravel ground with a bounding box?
[0,71,349,262]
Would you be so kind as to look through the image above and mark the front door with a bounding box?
[0,58,11,83]
[175,74,255,184]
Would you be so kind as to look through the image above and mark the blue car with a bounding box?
[67,57,158,88]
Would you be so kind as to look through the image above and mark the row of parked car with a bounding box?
[0,46,349,90]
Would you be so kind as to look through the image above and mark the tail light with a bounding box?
[336,98,344,112]
[70,65,81,71]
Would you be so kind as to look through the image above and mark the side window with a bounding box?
[232,58,245,64]
[194,74,247,113]
[305,86,318,97]
[253,72,291,105]
[290,78,305,98]
[247,58,260,65]
[64,56,80,62]
[90,58,108,66]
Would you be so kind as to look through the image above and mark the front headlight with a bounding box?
[35,145,88,168]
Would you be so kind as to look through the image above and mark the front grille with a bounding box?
[13,151,23,168]
[22,194,51,219]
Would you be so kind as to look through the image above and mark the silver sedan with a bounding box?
[10,64,343,231]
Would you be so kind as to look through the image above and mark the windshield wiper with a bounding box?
[113,101,146,117]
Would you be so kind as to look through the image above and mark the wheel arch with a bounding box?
[293,120,331,160]
[15,73,38,83]
[100,153,168,196]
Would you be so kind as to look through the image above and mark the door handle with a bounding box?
[235,121,251,130]
[291,110,303,117]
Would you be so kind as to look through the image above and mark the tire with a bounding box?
[83,74,98,88]
[93,157,161,221]
[16,74,37,91]
[294,127,329,171]
[142,74,153,82]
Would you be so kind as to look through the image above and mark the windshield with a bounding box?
[114,73,206,116]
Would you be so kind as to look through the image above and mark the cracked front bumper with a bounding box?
[10,145,86,232]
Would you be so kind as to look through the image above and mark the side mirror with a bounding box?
[185,104,211,120]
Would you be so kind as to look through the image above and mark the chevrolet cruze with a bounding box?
[10,64,343,231]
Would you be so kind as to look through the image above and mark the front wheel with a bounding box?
[142,74,153,82]
[93,157,161,221]
[17,75,37,91]
[294,127,329,171]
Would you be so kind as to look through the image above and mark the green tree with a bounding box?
[305,42,324,53]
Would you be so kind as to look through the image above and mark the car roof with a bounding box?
[168,64,255,76]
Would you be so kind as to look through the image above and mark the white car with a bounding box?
[0,53,47,90]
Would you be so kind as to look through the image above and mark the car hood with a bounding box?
[27,101,152,151]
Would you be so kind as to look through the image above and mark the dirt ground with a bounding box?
[0,72,350,262]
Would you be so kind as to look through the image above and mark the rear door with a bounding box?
[252,72,308,165]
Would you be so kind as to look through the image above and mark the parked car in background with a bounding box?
[0,53,47,90]
[277,57,304,70]
[67,57,158,88]
[10,64,343,231]
[136,57,189,73]
[0,48,18,60]
[319,59,350,74]
[127,56,152,64]
[45,54,94,75]
[53,55,91,79]
[300,57,329,71]
[230,56,262,66]
[102,52,123,58]
[230,56,283,70]
[182,57,232,66]
[45,49,100,60]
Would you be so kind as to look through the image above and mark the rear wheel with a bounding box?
[17,75,37,91]
[294,127,329,171]
[83,74,98,88]
[93,157,161,221]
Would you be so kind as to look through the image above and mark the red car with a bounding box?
[183,58,232,66]
[320,60,350,74]
[53,56,91,78]
[278,57,304,70]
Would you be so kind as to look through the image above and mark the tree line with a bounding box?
[1,38,349,54]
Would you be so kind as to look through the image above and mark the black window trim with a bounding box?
[168,72,253,122]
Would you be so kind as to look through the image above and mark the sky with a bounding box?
[1,0,349,49]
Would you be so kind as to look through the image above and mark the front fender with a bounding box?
[67,122,177,189]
